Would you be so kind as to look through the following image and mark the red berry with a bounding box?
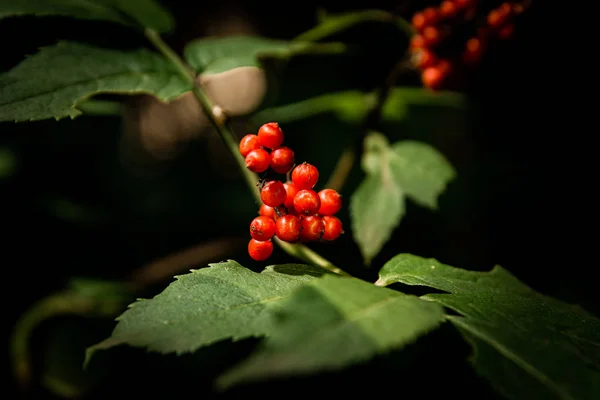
[300,215,324,242]
[291,162,319,190]
[245,149,270,173]
[275,214,302,242]
[422,60,451,90]
[487,8,510,29]
[414,49,438,69]
[239,134,261,157]
[439,1,457,18]
[423,26,442,47]
[462,37,485,65]
[259,204,276,219]
[410,34,426,50]
[497,24,514,39]
[317,189,342,216]
[411,12,426,31]
[283,182,299,210]
[257,122,284,150]
[454,0,475,9]
[322,216,343,241]
[422,7,439,25]
[270,146,295,174]
[260,180,287,207]
[293,189,320,215]
[249,216,277,241]
[248,238,273,261]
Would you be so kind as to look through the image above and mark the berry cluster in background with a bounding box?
[240,123,344,262]
[409,0,530,90]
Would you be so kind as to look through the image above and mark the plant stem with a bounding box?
[144,29,351,277]
[324,145,356,192]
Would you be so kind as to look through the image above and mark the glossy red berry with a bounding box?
[293,189,320,215]
[439,1,457,18]
[291,162,319,190]
[423,26,442,47]
[248,238,273,261]
[270,146,295,174]
[487,7,511,29]
[249,216,276,241]
[300,215,324,242]
[257,122,284,150]
[454,0,475,9]
[462,37,485,65]
[260,180,287,207]
[245,149,270,173]
[239,134,261,157]
[410,34,426,50]
[497,24,514,39]
[275,214,302,242]
[259,204,276,219]
[411,12,427,31]
[283,182,299,210]
[322,216,343,241]
[422,7,439,24]
[422,60,451,90]
[317,189,342,216]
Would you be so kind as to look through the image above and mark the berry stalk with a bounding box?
[144,29,350,277]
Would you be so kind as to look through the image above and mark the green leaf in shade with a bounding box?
[376,254,600,400]
[0,0,174,33]
[218,274,445,388]
[0,41,191,122]
[350,133,455,264]
[184,36,346,75]
[389,141,456,209]
[85,261,328,364]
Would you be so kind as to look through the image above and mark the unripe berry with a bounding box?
[261,180,287,207]
[245,149,270,173]
[414,49,438,69]
[239,134,261,157]
[249,216,277,241]
[322,216,343,241]
[300,215,324,242]
[317,189,342,216]
[270,146,295,174]
[283,182,299,210]
[259,204,276,219]
[275,214,302,242]
[291,162,319,190]
[248,238,273,261]
[257,122,284,149]
[293,189,320,215]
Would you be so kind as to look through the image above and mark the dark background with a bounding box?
[2,1,587,399]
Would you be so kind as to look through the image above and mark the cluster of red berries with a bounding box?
[409,0,529,90]
[240,122,344,262]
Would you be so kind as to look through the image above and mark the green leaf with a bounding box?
[86,261,328,363]
[218,274,444,388]
[377,254,600,400]
[184,36,346,75]
[350,133,455,264]
[390,141,456,209]
[0,0,174,32]
[0,41,190,122]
